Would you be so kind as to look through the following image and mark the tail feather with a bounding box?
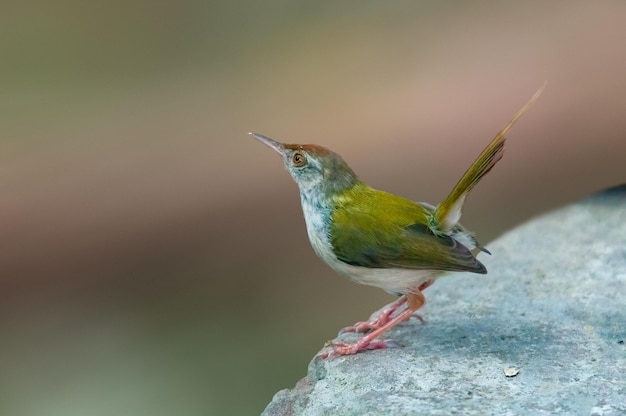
[433,83,546,233]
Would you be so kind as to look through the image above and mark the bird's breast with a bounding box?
[299,191,337,265]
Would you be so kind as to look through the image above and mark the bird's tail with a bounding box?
[432,83,545,234]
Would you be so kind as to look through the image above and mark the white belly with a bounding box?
[324,254,440,295]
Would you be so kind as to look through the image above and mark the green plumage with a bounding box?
[330,182,486,273]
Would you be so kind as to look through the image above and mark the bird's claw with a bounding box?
[340,312,423,334]
[319,338,397,358]
[410,313,425,324]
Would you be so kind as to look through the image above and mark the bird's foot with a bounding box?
[320,338,398,358]
[320,294,425,358]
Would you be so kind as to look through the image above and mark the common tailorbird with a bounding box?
[251,85,544,357]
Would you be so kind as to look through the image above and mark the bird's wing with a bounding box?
[330,186,486,274]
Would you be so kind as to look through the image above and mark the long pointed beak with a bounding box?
[249,132,285,154]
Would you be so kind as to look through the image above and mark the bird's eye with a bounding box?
[292,152,306,167]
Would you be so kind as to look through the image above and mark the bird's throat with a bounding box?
[299,188,334,253]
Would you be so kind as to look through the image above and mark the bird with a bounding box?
[250,85,544,357]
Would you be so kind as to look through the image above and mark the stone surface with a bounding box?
[262,186,626,416]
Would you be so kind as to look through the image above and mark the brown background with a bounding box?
[1,1,625,415]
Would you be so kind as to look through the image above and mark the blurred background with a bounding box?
[1,1,625,415]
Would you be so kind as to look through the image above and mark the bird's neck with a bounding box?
[298,183,341,231]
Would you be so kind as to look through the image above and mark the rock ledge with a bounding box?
[263,187,626,416]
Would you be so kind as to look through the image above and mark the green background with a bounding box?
[1,1,625,415]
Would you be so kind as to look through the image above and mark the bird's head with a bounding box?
[250,133,358,196]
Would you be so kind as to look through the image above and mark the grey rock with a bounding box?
[262,187,626,416]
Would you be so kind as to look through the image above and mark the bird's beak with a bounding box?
[249,132,285,155]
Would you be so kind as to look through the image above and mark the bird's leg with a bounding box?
[341,279,434,333]
[407,279,433,323]
[324,291,426,357]
[341,295,408,333]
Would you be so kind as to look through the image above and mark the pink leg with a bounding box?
[342,280,434,334]
[341,295,408,333]
[322,291,427,358]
